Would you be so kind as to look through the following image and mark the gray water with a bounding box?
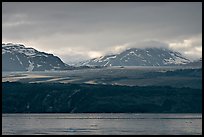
[2,113,202,135]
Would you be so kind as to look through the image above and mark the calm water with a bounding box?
[2,113,202,135]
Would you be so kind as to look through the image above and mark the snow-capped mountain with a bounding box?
[2,43,70,71]
[80,48,191,67]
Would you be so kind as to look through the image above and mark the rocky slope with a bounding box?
[2,43,69,71]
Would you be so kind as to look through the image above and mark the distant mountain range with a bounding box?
[2,43,202,71]
[2,43,70,71]
[79,48,192,67]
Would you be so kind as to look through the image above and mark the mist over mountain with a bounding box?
[79,48,191,67]
[3,43,201,72]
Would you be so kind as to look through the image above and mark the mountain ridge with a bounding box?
[3,43,200,71]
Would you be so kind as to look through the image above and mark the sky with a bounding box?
[2,2,202,63]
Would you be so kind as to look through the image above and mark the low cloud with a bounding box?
[2,2,202,63]
[168,34,202,60]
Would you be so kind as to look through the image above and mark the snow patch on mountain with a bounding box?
[2,43,49,57]
[27,60,34,71]
[16,55,23,65]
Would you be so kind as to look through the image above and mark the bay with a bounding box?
[2,113,202,135]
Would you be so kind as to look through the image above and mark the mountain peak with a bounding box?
[80,47,190,67]
[2,43,69,71]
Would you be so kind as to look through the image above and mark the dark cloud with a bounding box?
[2,2,202,63]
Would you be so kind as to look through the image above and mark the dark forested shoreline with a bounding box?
[2,82,202,113]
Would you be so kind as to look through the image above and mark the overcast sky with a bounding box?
[2,2,202,63]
